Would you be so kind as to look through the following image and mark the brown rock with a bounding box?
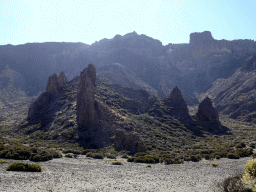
[197,97,219,122]
[113,130,146,154]
[77,64,100,130]
[46,73,58,94]
[162,86,191,122]
[57,71,67,87]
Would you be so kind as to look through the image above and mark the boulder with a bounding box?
[113,130,146,154]
[77,64,100,130]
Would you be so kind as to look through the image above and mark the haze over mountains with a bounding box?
[1,31,256,108]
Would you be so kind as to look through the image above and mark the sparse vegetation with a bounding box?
[65,153,74,158]
[210,162,219,167]
[6,162,42,172]
[111,160,123,165]
[0,159,9,163]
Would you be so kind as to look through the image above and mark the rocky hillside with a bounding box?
[19,64,226,154]
[200,52,256,123]
[0,31,255,105]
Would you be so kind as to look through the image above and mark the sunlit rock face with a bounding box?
[77,64,100,130]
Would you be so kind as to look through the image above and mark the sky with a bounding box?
[0,0,256,46]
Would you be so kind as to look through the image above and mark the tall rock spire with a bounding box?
[77,64,100,130]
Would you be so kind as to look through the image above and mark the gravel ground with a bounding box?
[0,155,252,192]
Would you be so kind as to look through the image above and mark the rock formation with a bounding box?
[162,86,191,122]
[46,73,58,94]
[46,71,68,94]
[28,71,68,120]
[57,71,68,87]
[197,97,219,122]
[190,31,214,46]
[113,130,146,154]
[77,64,100,130]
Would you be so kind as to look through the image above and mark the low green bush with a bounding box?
[165,157,184,165]
[65,153,73,158]
[121,154,129,159]
[243,159,256,180]
[190,155,201,162]
[62,149,81,154]
[215,155,221,159]
[30,150,53,162]
[227,153,240,159]
[6,162,42,172]
[234,148,253,158]
[134,156,155,164]
[106,153,116,159]
[50,150,62,158]
[86,152,104,159]
[111,160,123,165]
[127,157,135,162]
[0,159,9,163]
[210,162,219,167]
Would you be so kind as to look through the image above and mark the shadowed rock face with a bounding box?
[28,71,67,120]
[77,64,100,130]
[46,71,67,94]
[46,73,59,94]
[162,86,191,122]
[190,31,214,46]
[57,71,68,87]
[197,97,219,122]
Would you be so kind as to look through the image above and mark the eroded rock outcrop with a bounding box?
[77,64,100,130]
[197,97,219,122]
[57,71,68,87]
[28,71,68,120]
[46,73,58,94]
[113,130,146,154]
[162,86,191,122]
[190,31,214,46]
[46,71,67,94]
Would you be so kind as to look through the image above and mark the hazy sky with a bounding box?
[0,0,256,46]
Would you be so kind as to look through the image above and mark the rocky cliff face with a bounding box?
[162,86,192,123]
[77,64,100,130]
[201,53,256,122]
[190,31,214,46]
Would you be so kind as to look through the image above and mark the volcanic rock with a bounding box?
[190,31,214,46]
[77,64,100,130]
[162,86,192,122]
[197,97,219,122]
[28,71,68,121]
[57,71,68,87]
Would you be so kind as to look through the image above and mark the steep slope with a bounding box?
[201,52,256,122]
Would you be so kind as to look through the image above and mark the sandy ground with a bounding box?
[0,155,252,192]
